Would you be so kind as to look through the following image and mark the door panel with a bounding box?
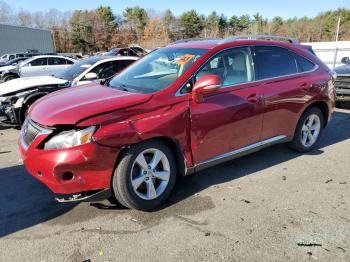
[260,76,312,140]
[47,65,68,75]
[252,45,318,140]
[190,84,263,164]
[190,47,263,164]
[21,58,48,77]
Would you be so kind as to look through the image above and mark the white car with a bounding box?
[0,56,138,126]
[0,55,76,82]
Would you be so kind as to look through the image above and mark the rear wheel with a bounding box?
[112,140,176,211]
[289,107,324,152]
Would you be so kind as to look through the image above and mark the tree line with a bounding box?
[0,1,349,53]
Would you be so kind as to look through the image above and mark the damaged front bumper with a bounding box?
[54,188,112,203]
[19,121,120,199]
[0,101,20,126]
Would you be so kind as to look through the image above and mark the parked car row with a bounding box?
[0,52,57,63]
[11,35,335,211]
[0,55,76,82]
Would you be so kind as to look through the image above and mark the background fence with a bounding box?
[303,41,350,69]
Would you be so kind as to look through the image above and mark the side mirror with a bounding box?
[192,74,221,103]
[85,72,98,80]
[341,57,350,65]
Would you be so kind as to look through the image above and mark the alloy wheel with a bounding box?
[300,114,321,147]
[130,148,170,200]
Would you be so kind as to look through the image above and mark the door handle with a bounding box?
[247,93,259,103]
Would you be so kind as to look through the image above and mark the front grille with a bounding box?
[21,119,50,147]
[334,75,350,97]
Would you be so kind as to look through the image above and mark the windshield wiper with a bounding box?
[111,84,139,93]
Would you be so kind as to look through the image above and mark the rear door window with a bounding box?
[48,57,67,65]
[65,59,74,64]
[253,46,298,80]
[89,61,119,79]
[28,58,48,66]
[117,60,135,71]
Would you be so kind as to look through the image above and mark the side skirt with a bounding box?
[186,135,292,174]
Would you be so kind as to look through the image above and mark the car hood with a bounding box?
[29,83,152,126]
[0,76,68,96]
[334,65,350,75]
[0,65,16,73]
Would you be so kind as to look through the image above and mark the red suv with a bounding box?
[19,36,335,211]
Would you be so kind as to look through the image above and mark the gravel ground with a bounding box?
[0,108,349,262]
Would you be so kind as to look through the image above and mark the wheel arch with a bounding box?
[115,136,187,177]
[303,101,330,127]
[19,92,48,124]
[3,72,19,79]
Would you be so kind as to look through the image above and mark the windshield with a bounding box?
[18,60,26,66]
[5,58,24,65]
[109,48,207,93]
[54,59,98,80]
[105,48,119,56]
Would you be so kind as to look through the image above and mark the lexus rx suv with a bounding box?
[19,36,335,211]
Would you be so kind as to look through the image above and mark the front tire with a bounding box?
[289,107,324,152]
[112,140,177,211]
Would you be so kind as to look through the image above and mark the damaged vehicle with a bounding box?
[0,56,138,126]
[19,36,335,211]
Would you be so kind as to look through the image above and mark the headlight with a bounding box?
[44,126,96,150]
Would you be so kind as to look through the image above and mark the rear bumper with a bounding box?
[19,131,120,195]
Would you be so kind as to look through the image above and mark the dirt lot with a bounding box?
[0,108,349,262]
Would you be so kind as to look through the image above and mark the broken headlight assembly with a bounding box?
[44,126,97,150]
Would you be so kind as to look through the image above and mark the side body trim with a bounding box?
[186,135,290,174]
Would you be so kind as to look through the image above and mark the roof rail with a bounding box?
[223,35,299,44]
[173,38,220,44]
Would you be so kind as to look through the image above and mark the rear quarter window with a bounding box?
[294,55,316,72]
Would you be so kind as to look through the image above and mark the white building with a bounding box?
[0,24,54,56]
[303,41,350,69]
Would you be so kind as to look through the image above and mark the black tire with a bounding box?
[288,107,324,153]
[3,75,18,82]
[111,140,177,211]
[335,101,343,108]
